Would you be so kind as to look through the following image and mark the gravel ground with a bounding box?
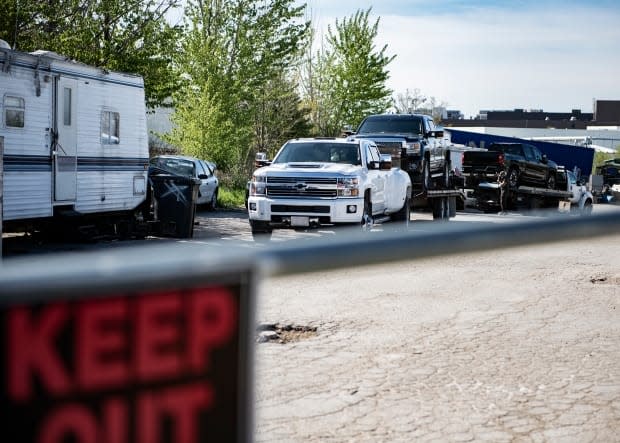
[2,204,619,442]
[254,230,620,442]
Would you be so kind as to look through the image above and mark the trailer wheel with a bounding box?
[432,197,450,221]
[508,168,520,189]
[448,196,457,218]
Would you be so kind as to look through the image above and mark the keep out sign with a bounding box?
[0,284,251,443]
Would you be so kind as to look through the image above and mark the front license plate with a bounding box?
[290,216,309,227]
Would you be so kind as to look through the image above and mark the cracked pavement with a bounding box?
[254,233,620,442]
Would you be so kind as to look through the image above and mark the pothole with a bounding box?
[590,275,620,285]
[256,323,318,344]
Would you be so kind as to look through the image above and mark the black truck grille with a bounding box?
[271,205,330,214]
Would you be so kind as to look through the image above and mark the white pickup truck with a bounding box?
[247,137,412,238]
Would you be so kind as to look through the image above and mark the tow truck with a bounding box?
[468,167,593,215]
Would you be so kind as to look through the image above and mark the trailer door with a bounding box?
[54,77,77,202]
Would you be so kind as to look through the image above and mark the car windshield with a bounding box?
[152,158,195,176]
[357,117,423,135]
[273,142,361,165]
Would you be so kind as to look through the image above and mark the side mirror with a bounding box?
[379,154,392,170]
[368,161,380,170]
[429,130,444,138]
[255,152,271,168]
[342,129,354,137]
[541,154,548,164]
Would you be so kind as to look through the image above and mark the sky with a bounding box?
[302,0,620,119]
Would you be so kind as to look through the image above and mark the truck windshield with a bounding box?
[273,142,361,165]
[357,117,423,135]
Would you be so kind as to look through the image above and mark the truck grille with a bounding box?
[374,141,403,159]
[266,176,338,198]
[271,205,330,214]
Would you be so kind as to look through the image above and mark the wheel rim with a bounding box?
[508,170,519,188]
[361,199,372,230]
[582,202,592,216]
[423,162,431,189]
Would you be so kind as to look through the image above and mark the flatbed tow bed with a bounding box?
[514,186,572,199]
[470,169,593,215]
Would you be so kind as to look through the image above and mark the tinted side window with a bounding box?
[201,161,213,177]
[195,161,206,177]
[522,145,534,160]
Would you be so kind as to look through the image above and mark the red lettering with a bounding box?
[138,383,213,443]
[187,288,236,372]
[38,404,97,443]
[135,293,182,381]
[103,398,127,443]
[76,299,129,391]
[7,304,71,401]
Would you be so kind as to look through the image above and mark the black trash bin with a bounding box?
[149,171,200,238]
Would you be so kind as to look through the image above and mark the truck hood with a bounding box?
[354,133,420,142]
[257,162,361,176]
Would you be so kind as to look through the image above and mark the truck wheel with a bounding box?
[546,173,556,190]
[581,200,593,216]
[507,168,519,189]
[361,196,373,231]
[392,195,410,225]
[423,160,433,190]
[250,220,272,241]
[443,161,451,188]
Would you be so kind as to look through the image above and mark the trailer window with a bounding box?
[63,88,72,126]
[4,95,25,128]
[101,111,120,144]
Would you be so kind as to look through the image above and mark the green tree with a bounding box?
[309,8,395,136]
[0,0,182,108]
[168,0,309,181]
[253,74,313,159]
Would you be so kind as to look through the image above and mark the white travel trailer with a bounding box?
[0,42,149,235]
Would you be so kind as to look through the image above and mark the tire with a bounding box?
[448,196,457,218]
[422,160,433,191]
[250,220,272,241]
[443,161,451,188]
[392,195,410,225]
[507,168,519,189]
[207,188,218,211]
[546,173,556,190]
[432,198,450,221]
[581,200,593,216]
[361,195,373,231]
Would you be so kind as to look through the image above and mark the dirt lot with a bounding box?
[2,204,619,441]
[254,230,620,442]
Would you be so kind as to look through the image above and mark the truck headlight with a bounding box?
[337,177,359,197]
[250,175,266,196]
[405,141,421,155]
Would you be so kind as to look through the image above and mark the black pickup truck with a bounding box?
[462,142,559,189]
